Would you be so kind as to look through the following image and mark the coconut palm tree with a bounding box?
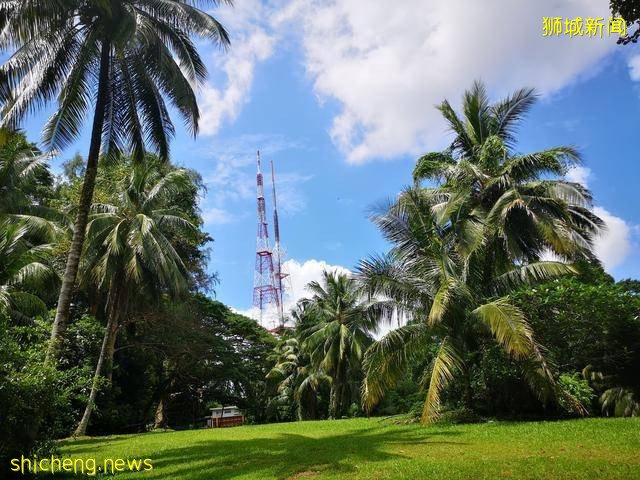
[74,160,196,435]
[299,272,378,419]
[267,331,330,421]
[0,130,58,239]
[0,0,231,364]
[360,83,603,423]
[0,222,58,322]
[359,190,584,423]
[413,81,603,271]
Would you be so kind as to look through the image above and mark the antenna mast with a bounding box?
[252,151,280,328]
[270,157,289,328]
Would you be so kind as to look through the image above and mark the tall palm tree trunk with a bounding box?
[329,363,345,419]
[74,285,120,437]
[46,40,111,365]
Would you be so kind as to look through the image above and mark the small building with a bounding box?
[207,406,244,428]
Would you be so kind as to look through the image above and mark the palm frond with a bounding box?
[421,336,463,423]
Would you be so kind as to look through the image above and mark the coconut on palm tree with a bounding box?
[299,271,378,419]
[74,159,197,435]
[360,82,603,423]
[0,0,230,364]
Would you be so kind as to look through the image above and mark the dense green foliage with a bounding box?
[0,0,231,370]
[357,82,602,422]
[0,133,274,471]
[512,268,640,417]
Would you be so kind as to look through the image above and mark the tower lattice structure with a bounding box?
[270,157,289,327]
[252,151,281,327]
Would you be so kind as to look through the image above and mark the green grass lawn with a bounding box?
[51,417,639,479]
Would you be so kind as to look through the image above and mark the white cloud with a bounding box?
[198,134,311,226]
[197,1,618,161]
[281,0,616,163]
[566,165,592,185]
[563,167,633,272]
[235,258,351,328]
[628,54,640,81]
[593,206,632,271]
[202,207,234,226]
[198,0,276,135]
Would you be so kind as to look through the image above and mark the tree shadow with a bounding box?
[56,425,463,479]
[147,426,462,479]
[61,430,174,451]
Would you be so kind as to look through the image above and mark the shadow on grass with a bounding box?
[153,427,461,479]
[61,430,172,449]
[58,426,463,479]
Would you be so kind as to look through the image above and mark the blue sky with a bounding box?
[13,0,640,324]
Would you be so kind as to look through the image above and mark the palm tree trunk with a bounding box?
[45,40,111,365]
[329,364,345,419]
[74,287,120,437]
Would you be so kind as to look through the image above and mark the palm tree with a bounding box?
[74,160,196,435]
[0,222,59,322]
[300,272,378,419]
[0,0,231,364]
[266,329,329,421]
[413,81,602,269]
[360,83,603,423]
[0,130,58,238]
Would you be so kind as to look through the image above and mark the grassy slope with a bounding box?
[56,418,640,479]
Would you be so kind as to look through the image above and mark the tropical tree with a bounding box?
[0,131,59,320]
[413,82,602,269]
[0,0,231,364]
[0,130,58,238]
[360,83,603,423]
[299,272,378,418]
[266,332,329,421]
[0,222,59,321]
[74,160,197,435]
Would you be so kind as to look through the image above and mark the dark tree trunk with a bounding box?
[154,393,169,429]
[45,40,111,365]
[329,363,345,419]
[463,366,474,409]
[153,373,175,429]
[74,283,121,437]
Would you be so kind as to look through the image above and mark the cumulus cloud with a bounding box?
[564,166,633,272]
[235,258,351,328]
[593,206,633,271]
[198,1,617,161]
[566,165,593,186]
[198,0,276,135]
[279,0,617,163]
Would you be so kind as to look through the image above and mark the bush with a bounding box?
[557,373,595,414]
[436,407,484,425]
[0,316,60,473]
[0,314,91,474]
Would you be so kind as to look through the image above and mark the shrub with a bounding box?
[557,373,595,414]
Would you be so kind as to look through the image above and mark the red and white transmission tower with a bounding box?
[252,151,288,329]
[270,156,289,327]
